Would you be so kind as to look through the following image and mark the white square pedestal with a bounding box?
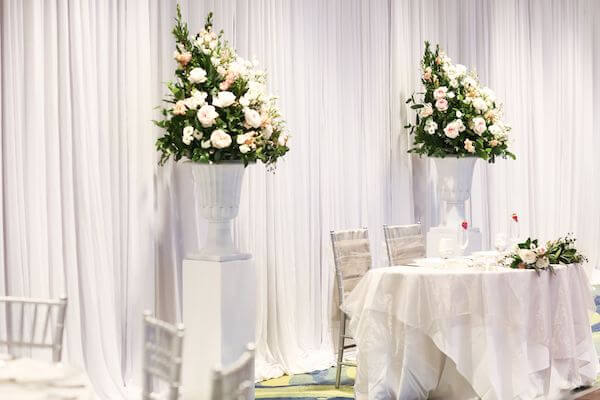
[181,258,256,399]
[427,227,482,257]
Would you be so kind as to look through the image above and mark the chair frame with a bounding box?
[0,295,67,362]
[211,343,255,400]
[330,227,371,388]
[142,311,185,400]
[383,222,424,266]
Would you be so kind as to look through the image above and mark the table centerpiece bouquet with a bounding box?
[502,234,587,274]
[153,6,290,260]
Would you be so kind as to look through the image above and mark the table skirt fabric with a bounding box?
[343,265,599,400]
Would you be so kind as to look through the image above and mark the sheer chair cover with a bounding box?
[0,296,67,362]
[330,229,373,301]
[211,343,255,400]
[142,312,184,400]
[383,224,426,266]
[329,228,372,387]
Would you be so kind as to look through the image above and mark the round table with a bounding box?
[342,262,599,400]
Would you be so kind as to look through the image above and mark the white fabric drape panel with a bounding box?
[1,1,156,398]
[392,0,600,274]
[1,0,413,395]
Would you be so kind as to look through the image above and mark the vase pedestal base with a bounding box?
[181,257,256,399]
[427,226,482,257]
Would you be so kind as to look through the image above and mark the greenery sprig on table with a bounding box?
[503,234,587,274]
[405,42,515,163]
[154,6,290,167]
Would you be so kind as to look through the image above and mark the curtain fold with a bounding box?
[1,0,598,399]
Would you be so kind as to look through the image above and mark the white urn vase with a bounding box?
[190,161,251,261]
[426,157,482,256]
[435,157,476,227]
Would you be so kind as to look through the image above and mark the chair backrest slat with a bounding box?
[383,224,426,266]
[211,343,255,400]
[0,296,67,362]
[142,311,185,400]
[330,228,372,304]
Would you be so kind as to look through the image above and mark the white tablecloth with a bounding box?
[0,357,94,400]
[342,263,599,400]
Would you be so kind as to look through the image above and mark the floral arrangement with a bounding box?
[154,7,290,166]
[502,234,587,273]
[405,42,515,163]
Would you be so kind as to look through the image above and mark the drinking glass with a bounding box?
[494,233,508,252]
[439,238,456,259]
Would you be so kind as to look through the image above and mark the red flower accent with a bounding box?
[512,213,519,223]
[461,221,468,230]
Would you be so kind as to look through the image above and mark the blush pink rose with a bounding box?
[435,98,448,112]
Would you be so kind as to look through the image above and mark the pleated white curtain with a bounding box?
[393,0,600,275]
[1,1,156,399]
[1,0,412,397]
[2,0,599,399]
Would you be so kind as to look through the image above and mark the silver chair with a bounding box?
[330,228,372,388]
[0,295,67,362]
[142,311,185,400]
[211,343,255,400]
[383,223,426,266]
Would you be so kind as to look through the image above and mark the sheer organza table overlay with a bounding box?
[0,357,94,400]
[342,263,599,400]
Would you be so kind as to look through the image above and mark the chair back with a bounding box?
[0,296,67,362]
[383,223,426,266]
[142,311,185,400]
[330,228,372,303]
[211,343,255,400]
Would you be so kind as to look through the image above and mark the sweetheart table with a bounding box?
[342,261,599,400]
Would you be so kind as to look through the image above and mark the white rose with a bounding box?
[188,67,207,84]
[449,79,459,88]
[183,90,208,110]
[518,249,537,265]
[244,108,262,129]
[425,119,438,135]
[212,91,236,108]
[419,103,433,118]
[262,124,273,139]
[236,133,248,145]
[447,91,455,99]
[277,134,288,147]
[210,129,232,149]
[488,124,501,136]
[239,95,250,107]
[201,140,211,149]
[472,97,488,113]
[182,126,194,145]
[239,144,251,154]
[471,117,487,135]
[456,110,463,118]
[433,86,448,100]
[481,87,496,102]
[197,105,219,128]
[454,64,467,76]
[536,257,550,269]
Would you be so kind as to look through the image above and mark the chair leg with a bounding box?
[335,315,346,388]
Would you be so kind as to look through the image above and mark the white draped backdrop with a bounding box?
[1,0,598,398]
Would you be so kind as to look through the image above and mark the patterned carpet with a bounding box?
[255,366,355,399]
